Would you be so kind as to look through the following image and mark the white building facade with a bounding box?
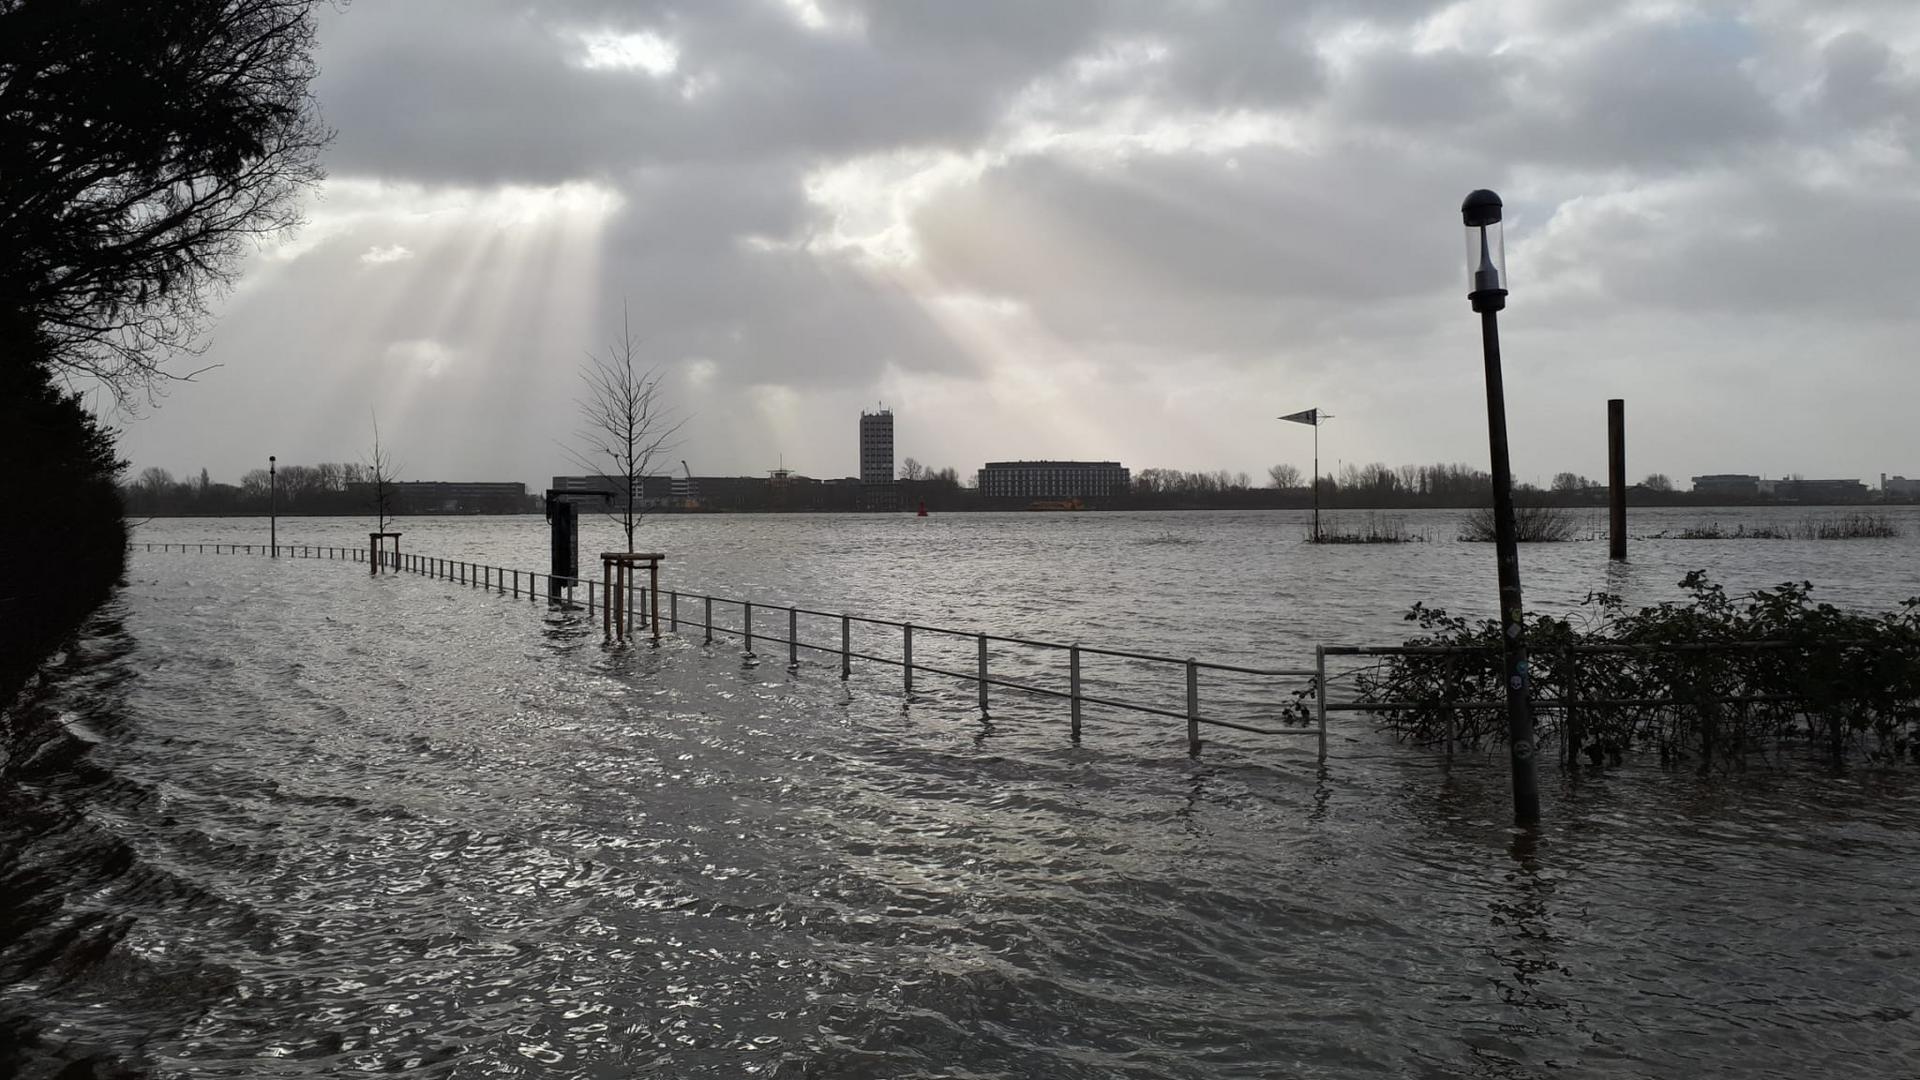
[977,460,1130,499]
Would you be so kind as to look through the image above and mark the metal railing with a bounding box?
[138,541,1324,757]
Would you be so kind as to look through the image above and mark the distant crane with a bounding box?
[676,460,700,511]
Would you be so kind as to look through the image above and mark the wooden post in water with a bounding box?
[1069,645,1082,740]
[744,602,754,655]
[977,635,989,714]
[903,624,913,695]
[1186,660,1201,756]
[788,607,799,667]
[841,616,851,679]
[1608,398,1626,561]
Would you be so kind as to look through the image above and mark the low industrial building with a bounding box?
[360,480,531,513]
[1772,478,1868,503]
[1690,474,1760,498]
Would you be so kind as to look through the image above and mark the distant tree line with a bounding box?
[121,463,370,516]
[119,463,533,517]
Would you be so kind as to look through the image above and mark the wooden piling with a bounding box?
[1070,645,1082,739]
[1609,398,1626,562]
[1186,659,1200,756]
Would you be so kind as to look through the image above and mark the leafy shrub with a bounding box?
[1343,573,1920,770]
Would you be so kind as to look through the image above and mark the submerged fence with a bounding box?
[138,541,1325,757]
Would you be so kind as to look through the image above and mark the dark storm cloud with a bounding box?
[118,0,1920,488]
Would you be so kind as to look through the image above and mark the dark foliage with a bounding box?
[1344,573,1920,770]
[0,0,328,402]
[0,321,126,705]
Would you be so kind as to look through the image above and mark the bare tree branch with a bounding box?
[566,303,684,552]
[363,410,400,532]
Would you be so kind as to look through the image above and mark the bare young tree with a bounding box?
[569,307,683,552]
[364,412,400,532]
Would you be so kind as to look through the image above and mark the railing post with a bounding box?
[587,579,595,617]
[670,591,678,631]
[513,570,519,598]
[841,615,851,679]
[978,635,989,714]
[1186,659,1200,756]
[704,596,713,644]
[1563,646,1579,771]
[903,624,914,695]
[1315,646,1329,762]
[639,586,648,629]
[788,607,799,667]
[1070,645,1082,740]
[744,602,753,654]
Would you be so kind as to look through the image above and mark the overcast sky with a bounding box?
[115,0,1920,491]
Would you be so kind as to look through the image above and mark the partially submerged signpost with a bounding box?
[544,488,611,604]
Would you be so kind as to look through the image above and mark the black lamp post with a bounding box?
[269,455,277,558]
[1462,188,1539,826]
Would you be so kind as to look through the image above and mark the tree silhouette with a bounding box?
[0,0,329,402]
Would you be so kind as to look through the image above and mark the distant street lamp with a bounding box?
[1462,188,1539,826]
[269,454,277,558]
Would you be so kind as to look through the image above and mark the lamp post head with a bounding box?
[1461,189,1507,311]
[269,455,276,471]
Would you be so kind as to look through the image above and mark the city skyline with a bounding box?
[105,2,1920,492]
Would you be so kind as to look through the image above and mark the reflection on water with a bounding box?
[2,520,1918,1077]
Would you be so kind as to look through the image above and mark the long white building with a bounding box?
[977,460,1130,499]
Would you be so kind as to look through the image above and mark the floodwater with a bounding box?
[4,509,1918,1077]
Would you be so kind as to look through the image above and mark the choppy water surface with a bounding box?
[5,510,1919,1077]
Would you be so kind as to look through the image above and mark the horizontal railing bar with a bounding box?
[1322,641,1868,657]
[1327,693,1804,713]
[1195,715,1315,736]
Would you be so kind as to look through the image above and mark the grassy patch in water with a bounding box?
[1307,515,1425,544]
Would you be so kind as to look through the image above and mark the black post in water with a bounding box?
[1608,399,1626,561]
[269,455,277,557]
[1463,188,1539,826]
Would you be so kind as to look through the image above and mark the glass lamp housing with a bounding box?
[1466,220,1506,294]
[1461,189,1507,295]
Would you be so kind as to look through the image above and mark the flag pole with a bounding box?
[1312,419,1320,543]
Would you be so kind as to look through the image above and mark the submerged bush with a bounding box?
[1458,503,1579,542]
[1340,573,1920,771]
